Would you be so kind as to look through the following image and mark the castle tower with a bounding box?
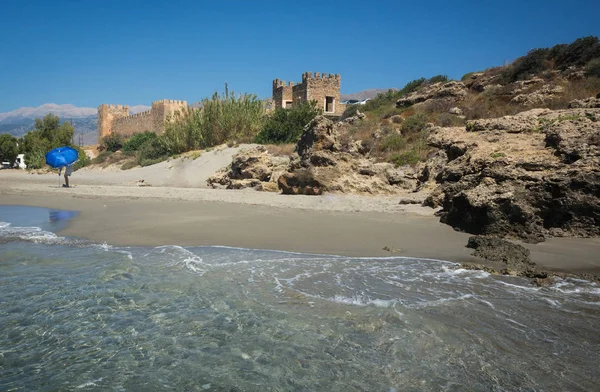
[97,104,130,139]
[272,79,293,109]
[271,72,344,115]
[150,100,188,134]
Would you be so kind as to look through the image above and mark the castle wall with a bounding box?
[112,110,154,136]
[97,100,187,140]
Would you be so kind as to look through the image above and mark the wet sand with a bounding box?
[2,169,600,275]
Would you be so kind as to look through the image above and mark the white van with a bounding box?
[14,154,27,169]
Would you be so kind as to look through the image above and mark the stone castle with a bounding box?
[272,72,346,116]
[97,99,187,139]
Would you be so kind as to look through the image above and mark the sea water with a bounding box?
[1,205,599,391]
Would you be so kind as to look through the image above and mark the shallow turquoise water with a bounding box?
[1,205,599,391]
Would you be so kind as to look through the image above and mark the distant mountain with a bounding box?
[340,89,397,101]
[0,103,151,145]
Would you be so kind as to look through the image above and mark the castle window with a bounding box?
[285,101,293,109]
[325,96,335,113]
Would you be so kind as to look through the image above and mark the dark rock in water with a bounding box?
[467,236,532,267]
[465,236,546,278]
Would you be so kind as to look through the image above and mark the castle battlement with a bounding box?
[272,71,345,116]
[98,98,187,139]
[302,72,340,82]
[152,99,187,105]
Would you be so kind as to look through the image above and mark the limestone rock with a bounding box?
[510,85,564,106]
[206,146,288,190]
[423,107,600,242]
[448,107,463,115]
[568,97,600,109]
[278,169,324,195]
[297,116,341,159]
[278,115,418,195]
[396,81,468,108]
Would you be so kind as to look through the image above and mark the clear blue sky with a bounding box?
[1,0,599,112]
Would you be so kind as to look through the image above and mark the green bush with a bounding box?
[73,146,90,170]
[585,58,600,78]
[554,36,600,69]
[0,134,18,164]
[401,113,428,134]
[436,112,465,127]
[428,75,449,84]
[389,150,421,166]
[92,150,111,164]
[254,100,321,144]
[120,160,138,170]
[101,133,124,152]
[379,134,405,152]
[499,36,600,84]
[137,136,171,166]
[401,78,427,95]
[25,149,46,169]
[461,72,477,81]
[123,132,157,152]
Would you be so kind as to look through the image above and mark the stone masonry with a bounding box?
[272,72,346,116]
[97,99,188,139]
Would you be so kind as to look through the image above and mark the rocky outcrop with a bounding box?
[465,236,539,276]
[568,97,600,109]
[280,116,418,195]
[424,105,600,242]
[510,84,564,106]
[396,81,468,108]
[206,146,288,190]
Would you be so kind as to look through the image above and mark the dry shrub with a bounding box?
[265,143,295,156]
[462,93,521,120]
[547,77,600,109]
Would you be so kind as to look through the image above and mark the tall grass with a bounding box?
[163,91,266,153]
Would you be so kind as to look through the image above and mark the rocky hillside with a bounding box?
[423,101,599,243]
[209,36,600,250]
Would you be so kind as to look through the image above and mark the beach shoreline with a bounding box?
[2,169,600,276]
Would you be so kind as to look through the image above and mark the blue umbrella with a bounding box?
[45,146,79,187]
[45,146,79,168]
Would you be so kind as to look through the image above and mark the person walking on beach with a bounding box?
[61,164,73,188]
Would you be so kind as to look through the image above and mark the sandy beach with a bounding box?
[2,159,600,275]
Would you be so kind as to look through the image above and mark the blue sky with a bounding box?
[0,0,599,112]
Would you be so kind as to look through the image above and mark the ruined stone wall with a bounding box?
[271,72,345,115]
[97,99,188,140]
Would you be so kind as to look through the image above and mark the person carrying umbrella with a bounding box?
[45,146,79,188]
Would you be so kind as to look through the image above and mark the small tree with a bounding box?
[0,134,19,164]
[254,101,321,144]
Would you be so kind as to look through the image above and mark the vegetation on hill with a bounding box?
[499,36,600,83]
[335,36,600,168]
[254,101,321,144]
